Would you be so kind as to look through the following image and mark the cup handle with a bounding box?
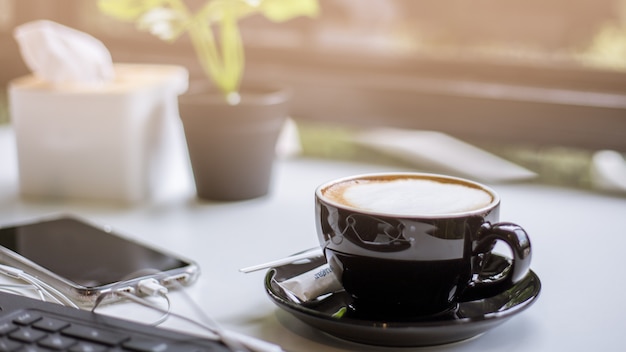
[471,222,532,289]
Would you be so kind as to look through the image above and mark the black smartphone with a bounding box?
[0,215,200,307]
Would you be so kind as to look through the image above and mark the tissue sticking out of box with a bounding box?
[13,20,114,86]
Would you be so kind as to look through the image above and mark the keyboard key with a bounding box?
[0,322,18,336]
[123,338,171,351]
[67,341,107,352]
[38,334,76,350]
[33,318,70,332]
[9,327,46,343]
[62,324,129,346]
[0,337,21,351]
[12,312,41,326]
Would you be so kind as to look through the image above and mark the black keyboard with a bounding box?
[0,291,231,351]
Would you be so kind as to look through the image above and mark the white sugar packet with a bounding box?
[277,264,343,303]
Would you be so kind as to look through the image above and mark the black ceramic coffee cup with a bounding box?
[315,172,531,318]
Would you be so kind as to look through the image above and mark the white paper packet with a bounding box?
[277,264,343,303]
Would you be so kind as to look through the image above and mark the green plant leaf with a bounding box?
[198,0,256,24]
[220,8,244,95]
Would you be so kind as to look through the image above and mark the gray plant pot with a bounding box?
[178,84,291,201]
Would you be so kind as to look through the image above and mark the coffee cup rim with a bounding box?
[315,172,500,218]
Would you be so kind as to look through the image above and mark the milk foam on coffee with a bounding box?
[326,178,493,215]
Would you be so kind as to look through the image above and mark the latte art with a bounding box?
[324,177,493,215]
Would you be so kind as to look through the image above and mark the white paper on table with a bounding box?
[591,150,626,193]
[354,128,537,183]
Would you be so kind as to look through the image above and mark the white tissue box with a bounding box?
[8,63,189,203]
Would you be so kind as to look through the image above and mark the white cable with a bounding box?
[91,278,172,326]
[79,267,282,352]
[114,291,282,352]
[21,274,79,308]
[0,263,25,278]
[137,278,169,296]
[0,263,78,308]
[163,278,250,352]
[167,279,286,352]
[0,284,44,299]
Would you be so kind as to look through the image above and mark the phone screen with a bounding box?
[0,217,194,288]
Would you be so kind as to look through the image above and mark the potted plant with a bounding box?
[98,0,319,200]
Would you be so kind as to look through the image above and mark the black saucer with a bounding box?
[264,254,541,347]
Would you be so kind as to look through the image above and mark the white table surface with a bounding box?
[1,125,625,352]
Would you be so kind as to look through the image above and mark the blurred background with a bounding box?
[1,0,625,191]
